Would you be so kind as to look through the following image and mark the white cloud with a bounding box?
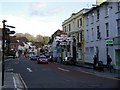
[29,1,63,17]
[0,15,62,37]
[30,1,47,9]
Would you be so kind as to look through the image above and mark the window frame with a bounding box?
[105,23,109,37]
[78,18,82,28]
[118,2,120,11]
[117,19,120,35]
[97,9,99,20]
[91,12,94,23]
[68,24,71,32]
[86,15,89,26]
[91,28,94,41]
[105,5,110,17]
[87,30,89,42]
[97,26,101,40]
[63,26,66,32]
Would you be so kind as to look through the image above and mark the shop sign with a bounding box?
[106,39,113,45]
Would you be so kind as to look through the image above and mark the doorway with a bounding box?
[115,49,120,67]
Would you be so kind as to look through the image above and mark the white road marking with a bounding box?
[4,59,11,62]
[18,74,28,89]
[57,67,70,72]
[6,68,14,72]
[12,74,17,89]
[27,68,32,72]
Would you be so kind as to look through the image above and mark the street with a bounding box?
[5,57,119,89]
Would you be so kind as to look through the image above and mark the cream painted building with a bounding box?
[62,8,89,64]
[96,0,106,5]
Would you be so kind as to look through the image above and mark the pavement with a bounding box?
[75,62,120,80]
[2,72,25,90]
[1,58,27,90]
[1,58,120,90]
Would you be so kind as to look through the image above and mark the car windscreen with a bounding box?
[39,56,46,58]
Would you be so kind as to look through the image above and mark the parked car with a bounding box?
[37,55,48,64]
[30,55,39,61]
[63,57,76,65]
[44,52,52,62]
[6,49,16,59]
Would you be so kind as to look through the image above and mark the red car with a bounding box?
[37,55,48,64]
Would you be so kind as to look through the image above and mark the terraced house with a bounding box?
[62,8,89,64]
[84,0,120,69]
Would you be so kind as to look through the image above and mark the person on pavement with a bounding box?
[107,55,112,72]
[93,55,98,69]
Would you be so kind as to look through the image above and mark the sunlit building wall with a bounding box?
[84,1,120,69]
[96,0,106,5]
[62,8,89,63]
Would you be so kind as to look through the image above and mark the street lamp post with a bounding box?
[2,20,15,86]
[2,20,6,86]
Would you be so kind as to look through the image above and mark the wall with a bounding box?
[84,2,119,66]
[0,28,2,87]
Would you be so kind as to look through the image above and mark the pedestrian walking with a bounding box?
[107,55,112,72]
[93,55,98,69]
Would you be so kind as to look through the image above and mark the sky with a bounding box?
[0,0,96,37]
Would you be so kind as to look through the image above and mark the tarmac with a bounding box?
[1,58,120,90]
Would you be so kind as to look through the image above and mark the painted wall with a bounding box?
[84,2,120,69]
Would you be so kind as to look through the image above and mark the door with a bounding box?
[115,49,120,68]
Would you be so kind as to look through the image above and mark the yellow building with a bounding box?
[62,8,89,64]
[96,0,106,5]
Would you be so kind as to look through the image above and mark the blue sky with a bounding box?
[0,0,96,37]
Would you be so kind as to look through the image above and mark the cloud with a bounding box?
[48,7,64,15]
[30,1,47,10]
[0,15,62,37]
[29,1,63,17]
[30,6,63,17]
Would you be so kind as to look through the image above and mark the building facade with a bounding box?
[48,29,67,62]
[62,8,89,64]
[0,28,2,87]
[84,1,120,69]
[96,0,106,5]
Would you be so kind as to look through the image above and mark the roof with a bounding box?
[51,29,66,37]
[10,36,18,43]
[62,8,89,25]
[16,37,29,46]
[48,29,67,44]
[16,37,29,43]
[32,42,43,48]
